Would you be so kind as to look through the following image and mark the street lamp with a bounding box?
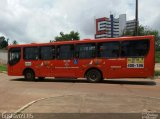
[135,0,138,36]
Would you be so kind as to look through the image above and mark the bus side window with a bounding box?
[24,47,39,60]
[40,46,55,60]
[121,39,150,57]
[56,44,74,60]
[98,42,120,58]
[75,43,96,59]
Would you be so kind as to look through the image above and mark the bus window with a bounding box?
[98,42,120,58]
[57,45,74,59]
[24,47,39,60]
[40,46,55,60]
[8,48,21,66]
[121,39,150,57]
[75,43,96,59]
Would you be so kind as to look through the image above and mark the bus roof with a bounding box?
[8,35,154,48]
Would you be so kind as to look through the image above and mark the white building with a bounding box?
[95,14,136,39]
[0,50,7,64]
[126,19,137,32]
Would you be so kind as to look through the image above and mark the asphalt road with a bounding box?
[0,73,160,114]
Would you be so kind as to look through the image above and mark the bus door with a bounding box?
[53,44,76,77]
[23,47,42,76]
[38,46,56,77]
[8,47,22,76]
[98,41,126,78]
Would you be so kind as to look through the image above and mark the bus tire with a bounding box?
[38,77,45,80]
[86,69,102,83]
[24,69,35,80]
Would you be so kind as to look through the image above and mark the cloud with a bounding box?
[0,0,159,44]
[139,0,160,33]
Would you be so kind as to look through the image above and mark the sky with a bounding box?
[0,0,159,44]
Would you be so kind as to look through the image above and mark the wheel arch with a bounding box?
[84,67,103,79]
[23,68,35,76]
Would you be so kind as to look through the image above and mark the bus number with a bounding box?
[127,64,144,68]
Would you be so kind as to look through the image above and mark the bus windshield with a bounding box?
[8,48,21,66]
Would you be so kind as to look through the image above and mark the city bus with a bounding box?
[8,35,155,83]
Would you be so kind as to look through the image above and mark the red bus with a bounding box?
[8,35,155,83]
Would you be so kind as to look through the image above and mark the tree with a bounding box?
[155,36,160,48]
[123,25,160,48]
[13,40,18,45]
[122,30,134,36]
[0,36,8,49]
[123,25,159,36]
[54,31,80,42]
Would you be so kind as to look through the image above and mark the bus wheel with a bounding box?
[24,69,35,80]
[38,77,45,80]
[86,69,102,83]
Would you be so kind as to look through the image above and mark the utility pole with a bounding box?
[135,0,138,36]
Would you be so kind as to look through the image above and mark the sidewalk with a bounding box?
[155,63,160,71]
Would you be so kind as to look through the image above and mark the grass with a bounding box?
[155,70,160,77]
[155,50,160,63]
[0,65,7,72]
